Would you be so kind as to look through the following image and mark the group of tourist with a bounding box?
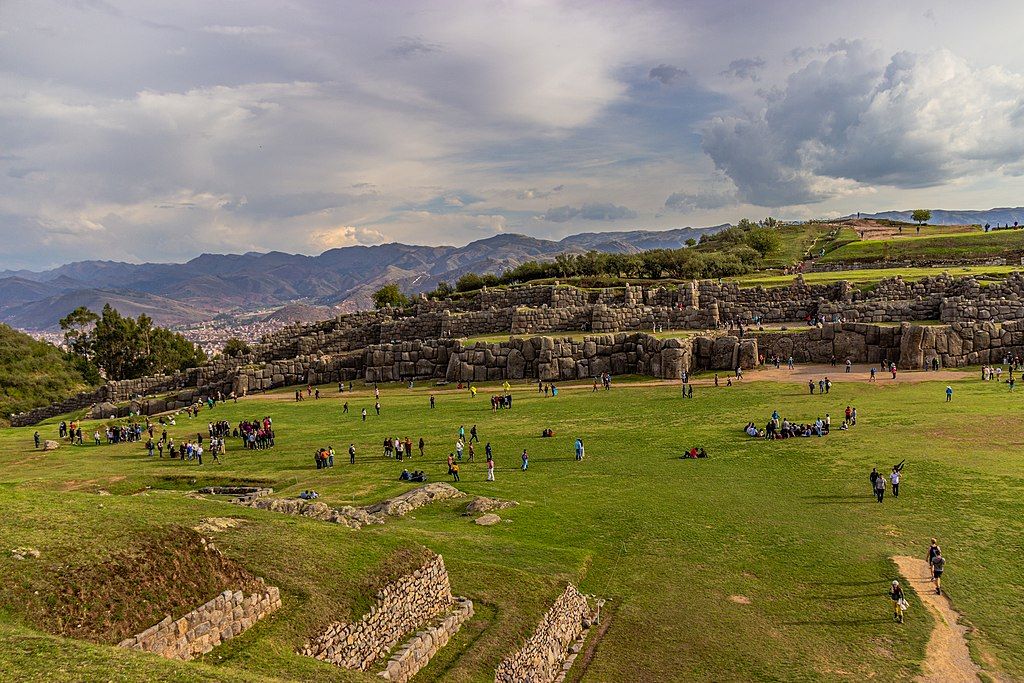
[383,436,419,460]
[807,377,833,394]
[314,446,334,468]
[490,393,514,410]
[238,418,275,450]
[869,460,904,503]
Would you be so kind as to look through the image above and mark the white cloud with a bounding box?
[701,42,1024,206]
[201,25,277,36]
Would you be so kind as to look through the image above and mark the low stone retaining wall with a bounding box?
[301,554,456,671]
[117,580,281,661]
[378,597,474,682]
[494,584,592,683]
[197,486,273,503]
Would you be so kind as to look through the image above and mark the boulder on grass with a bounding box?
[43,440,60,451]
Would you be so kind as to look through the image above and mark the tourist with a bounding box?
[890,580,907,623]
[845,359,852,373]
[927,539,941,583]
[430,394,435,409]
[575,438,584,461]
[361,408,367,422]
[33,431,40,449]
[343,401,349,414]
[459,425,465,442]
[890,467,901,498]
[328,446,334,467]
[456,438,464,461]
[349,443,356,464]
[869,467,879,495]
[469,425,478,444]
[873,470,886,503]
[486,453,495,481]
[375,401,381,416]
[521,449,529,471]
[808,379,814,395]
[687,384,693,399]
[419,437,425,457]
[931,549,945,595]
[450,462,460,482]
[945,386,953,402]
[870,367,876,382]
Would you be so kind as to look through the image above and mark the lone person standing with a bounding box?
[874,470,886,503]
[945,385,953,402]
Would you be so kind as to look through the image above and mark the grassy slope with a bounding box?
[820,229,1024,264]
[1,375,1022,681]
[0,324,93,424]
[729,265,1022,289]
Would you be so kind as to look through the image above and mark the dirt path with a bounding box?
[238,364,971,404]
[892,556,982,683]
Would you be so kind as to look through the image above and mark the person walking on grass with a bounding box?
[361,408,367,422]
[808,379,815,395]
[946,385,953,402]
[521,449,529,471]
[450,462,460,482]
[874,469,886,503]
[890,580,907,623]
[418,437,425,457]
[890,466,901,498]
[349,443,356,464]
[931,549,946,595]
[375,401,381,416]
[486,453,495,481]
[927,539,941,582]
[343,401,349,414]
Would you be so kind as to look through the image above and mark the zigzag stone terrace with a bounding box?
[13,274,1024,426]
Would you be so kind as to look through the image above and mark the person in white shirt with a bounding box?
[890,468,901,498]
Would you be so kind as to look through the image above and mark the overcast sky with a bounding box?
[3,0,1024,269]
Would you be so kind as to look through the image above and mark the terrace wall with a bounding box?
[117,581,281,661]
[300,554,455,671]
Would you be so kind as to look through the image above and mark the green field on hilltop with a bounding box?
[730,265,1022,289]
[2,373,1022,681]
[820,229,1024,264]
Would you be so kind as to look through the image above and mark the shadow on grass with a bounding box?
[783,617,891,627]
[800,495,874,504]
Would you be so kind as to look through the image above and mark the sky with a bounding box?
[2,0,1024,269]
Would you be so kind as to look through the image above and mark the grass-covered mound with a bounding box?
[1,372,1021,680]
[820,229,1024,264]
[0,323,95,424]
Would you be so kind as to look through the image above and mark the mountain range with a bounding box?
[0,226,725,331]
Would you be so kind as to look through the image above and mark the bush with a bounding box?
[372,283,409,309]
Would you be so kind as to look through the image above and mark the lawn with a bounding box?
[729,265,1022,289]
[2,373,1022,681]
[819,229,1024,264]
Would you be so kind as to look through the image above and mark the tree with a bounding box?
[222,337,252,358]
[912,209,931,225]
[745,227,781,257]
[372,283,409,309]
[455,273,485,293]
[59,306,99,359]
[684,238,697,247]
[60,304,206,380]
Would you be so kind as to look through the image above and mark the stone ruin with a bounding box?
[14,273,1024,426]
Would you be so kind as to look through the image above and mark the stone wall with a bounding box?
[378,597,474,683]
[494,584,591,683]
[117,581,281,661]
[300,554,456,671]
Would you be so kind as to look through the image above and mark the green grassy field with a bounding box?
[2,372,1022,681]
[820,229,1024,264]
[729,265,1022,289]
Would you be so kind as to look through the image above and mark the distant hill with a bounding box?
[0,226,725,330]
[851,207,1024,226]
[0,324,95,424]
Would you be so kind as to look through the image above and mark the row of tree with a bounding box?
[369,218,784,306]
[59,304,207,381]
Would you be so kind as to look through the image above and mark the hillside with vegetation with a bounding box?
[0,324,96,424]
